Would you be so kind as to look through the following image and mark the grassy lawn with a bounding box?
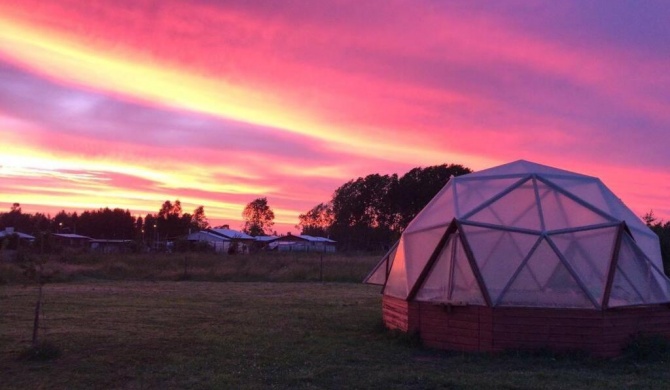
[2,280,670,389]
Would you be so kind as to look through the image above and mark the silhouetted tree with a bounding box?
[297,203,333,236]
[644,210,670,275]
[191,205,209,231]
[53,210,74,234]
[0,203,32,232]
[309,163,473,251]
[392,164,471,228]
[75,208,135,238]
[242,198,275,236]
[156,200,190,239]
[330,174,398,250]
[135,216,144,240]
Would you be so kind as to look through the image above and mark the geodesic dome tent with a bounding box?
[365,160,670,356]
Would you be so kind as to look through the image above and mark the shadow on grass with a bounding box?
[17,341,61,362]
[371,319,423,349]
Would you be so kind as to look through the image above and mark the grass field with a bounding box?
[0,251,380,284]
[3,278,670,389]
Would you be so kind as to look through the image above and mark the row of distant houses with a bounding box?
[0,227,336,254]
[0,227,135,253]
[186,228,337,253]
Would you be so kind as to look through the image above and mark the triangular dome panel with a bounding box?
[498,239,596,308]
[383,239,409,298]
[608,235,670,307]
[627,225,664,270]
[415,232,485,304]
[364,243,398,285]
[609,271,644,307]
[536,181,612,231]
[549,226,618,303]
[403,227,448,285]
[461,224,539,303]
[541,176,608,211]
[385,225,448,298]
[453,177,523,217]
[543,176,663,267]
[415,233,456,302]
[466,160,582,178]
[450,234,486,304]
[404,183,455,233]
[466,178,542,231]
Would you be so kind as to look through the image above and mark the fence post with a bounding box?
[320,252,323,282]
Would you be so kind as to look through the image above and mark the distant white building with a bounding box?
[254,235,279,243]
[52,233,91,248]
[0,227,35,241]
[90,239,134,253]
[187,228,254,254]
[270,234,336,253]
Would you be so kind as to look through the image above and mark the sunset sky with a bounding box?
[1,1,669,233]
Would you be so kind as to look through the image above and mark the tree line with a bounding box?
[0,163,472,251]
[296,164,472,251]
[2,161,668,261]
[0,201,209,243]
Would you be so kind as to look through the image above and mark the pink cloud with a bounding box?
[0,0,668,227]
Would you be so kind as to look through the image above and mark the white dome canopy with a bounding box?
[365,160,669,309]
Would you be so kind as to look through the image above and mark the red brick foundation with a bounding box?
[382,295,670,357]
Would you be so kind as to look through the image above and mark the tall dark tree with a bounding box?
[330,174,398,251]
[190,206,208,231]
[297,203,333,237]
[0,203,32,233]
[242,198,275,236]
[143,213,158,246]
[75,208,135,238]
[156,200,190,239]
[147,200,209,241]
[53,210,74,234]
[644,210,670,275]
[310,163,472,251]
[392,164,471,229]
[30,213,51,236]
[135,216,144,240]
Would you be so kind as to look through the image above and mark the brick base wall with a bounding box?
[382,295,670,357]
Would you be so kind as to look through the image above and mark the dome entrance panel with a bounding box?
[415,233,485,304]
[385,225,448,298]
[461,224,539,303]
[497,238,596,308]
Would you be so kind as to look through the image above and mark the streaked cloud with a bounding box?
[0,0,668,231]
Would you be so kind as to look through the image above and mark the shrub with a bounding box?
[622,333,670,362]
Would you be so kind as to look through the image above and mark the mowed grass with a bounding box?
[3,281,670,389]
